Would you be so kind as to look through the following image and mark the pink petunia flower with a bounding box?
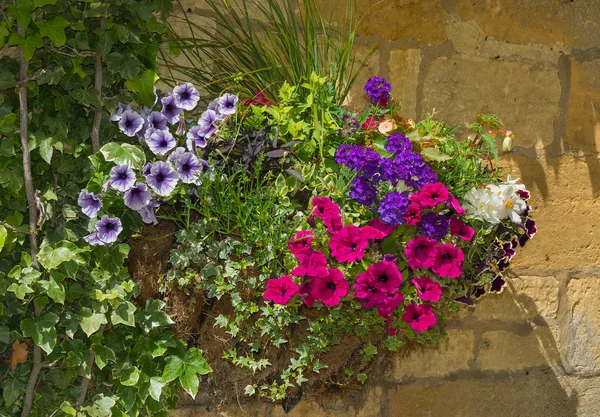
[330,225,369,263]
[288,230,314,255]
[291,251,329,278]
[353,271,387,308]
[311,268,349,307]
[263,276,299,305]
[362,116,378,130]
[405,236,438,270]
[311,196,340,220]
[324,213,344,234]
[417,182,449,207]
[384,315,397,336]
[401,303,437,332]
[447,192,466,216]
[412,276,443,303]
[367,261,403,293]
[402,202,422,226]
[449,218,475,241]
[432,243,464,278]
[299,280,316,307]
[368,218,396,237]
[376,291,404,317]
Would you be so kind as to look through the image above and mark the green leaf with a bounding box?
[0,71,16,89]
[8,33,43,62]
[154,0,173,20]
[110,302,136,327]
[114,365,140,386]
[179,369,199,399]
[0,225,6,251]
[148,377,164,401]
[127,69,159,107]
[34,0,57,7]
[21,312,59,354]
[59,401,77,416]
[70,89,101,109]
[105,52,142,79]
[161,356,184,383]
[79,309,107,337]
[39,136,54,164]
[47,276,65,304]
[0,325,10,344]
[421,147,452,162]
[93,344,116,370]
[3,376,26,405]
[97,32,113,58]
[100,142,146,169]
[185,348,212,375]
[83,395,115,417]
[36,16,70,47]
[38,245,72,270]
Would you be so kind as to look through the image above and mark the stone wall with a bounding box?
[172,0,600,416]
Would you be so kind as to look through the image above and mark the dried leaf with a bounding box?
[10,340,29,370]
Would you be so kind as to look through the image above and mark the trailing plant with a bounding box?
[161,0,375,105]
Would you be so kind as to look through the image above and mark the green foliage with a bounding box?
[0,1,211,416]
[161,0,375,105]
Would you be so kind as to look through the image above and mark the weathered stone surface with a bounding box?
[567,58,600,153]
[345,45,380,111]
[558,375,600,417]
[561,278,600,376]
[477,328,552,371]
[356,387,384,417]
[317,0,448,44]
[394,329,474,380]
[474,276,559,321]
[388,49,421,119]
[421,56,561,149]
[389,370,578,417]
[455,0,600,49]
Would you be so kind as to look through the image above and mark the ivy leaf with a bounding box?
[127,69,159,107]
[93,344,115,370]
[46,276,66,304]
[110,302,136,327]
[179,369,199,398]
[6,3,34,30]
[2,375,26,406]
[161,356,184,383]
[100,142,146,169]
[0,71,16,89]
[113,364,140,386]
[79,308,107,337]
[82,395,115,417]
[8,33,43,62]
[70,89,101,109]
[35,16,70,47]
[0,165,24,193]
[0,225,7,251]
[37,245,72,270]
[184,348,212,376]
[148,377,164,401]
[97,32,113,58]
[154,0,173,20]
[39,136,54,164]
[34,0,57,7]
[105,52,142,79]
[20,312,59,354]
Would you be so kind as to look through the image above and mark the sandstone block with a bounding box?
[567,58,600,153]
[394,329,474,380]
[421,56,561,149]
[477,328,551,371]
[356,387,384,417]
[388,49,421,119]
[345,45,380,112]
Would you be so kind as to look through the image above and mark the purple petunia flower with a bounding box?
[123,183,153,211]
[142,162,152,177]
[146,161,179,196]
[186,126,207,152]
[217,93,238,116]
[146,129,176,156]
[161,94,182,125]
[109,164,136,192]
[172,82,200,111]
[147,111,168,131]
[110,103,132,122]
[95,215,123,244]
[77,189,103,218]
[138,199,159,225]
[84,232,103,246]
[118,110,145,137]
[174,152,203,184]
[168,147,187,164]
[198,109,217,138]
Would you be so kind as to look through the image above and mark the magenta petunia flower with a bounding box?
[412,276,443,303]
[432,243,464,278]
[172,82,200,111]
[402,202,422,226]
[330,225,369,263]
[376,291,404,317]
[353,271,387,308]
[446,192,466,216]
[367,261,402,293]
[368,218,395,238]
[311,196,340,220]
[262,275,299,305]
[109,164,136,192]
[417,182,449,207]
[299,280,316,307]
[323,213,343,234]
[402,303,437,332]
[405,236,438,270]
[311,268,348,307]
[449,217,475,241]
[288,230,314,256]
[291,251,329,278]
[77,189,102,218]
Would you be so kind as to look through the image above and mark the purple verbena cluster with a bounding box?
[364,76,391,107]
[337,114,360,136]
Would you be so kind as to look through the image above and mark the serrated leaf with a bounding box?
[8,33,42,62]
[35,16,70,47]
[79,309,107,337]
[126,69,158,107]
[99,142,146,169]
[110,302,136,327]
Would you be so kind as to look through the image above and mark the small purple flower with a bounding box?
[146,161,179,196]
[84,232,103,246]
[378,192,409,226]
[198,109,217,138]
[118,110,145,137]
[146,130,176,156]
[123,183,153,211]
[110,103,132,122]
[172,82,200,111]
[95,215,123,244]
[174,152,203,184]
[420,212,450,241]
[109,164,136,192]
[186,126,207,152]
[77,189,103,218]
[364,76,391,107]
[217,93,238,116]
[161,94,182,125]
[350,177,377,207]
[138,199,159,225]
[385,134,412,154]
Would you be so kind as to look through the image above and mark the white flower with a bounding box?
[465,176,529,224]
